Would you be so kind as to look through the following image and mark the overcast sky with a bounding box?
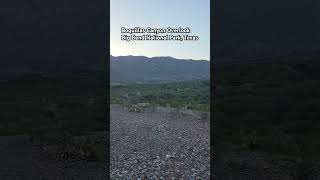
[110,0,210,60]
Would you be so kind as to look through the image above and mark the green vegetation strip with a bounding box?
[110,80,210,112]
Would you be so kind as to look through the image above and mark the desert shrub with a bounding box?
[111,80,210,112]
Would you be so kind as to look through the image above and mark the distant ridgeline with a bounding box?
[110,55,210,85]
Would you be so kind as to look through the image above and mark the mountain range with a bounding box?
[2,0,320,80]
[111,56,210,84]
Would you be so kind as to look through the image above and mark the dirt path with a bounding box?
[110,105,210,179]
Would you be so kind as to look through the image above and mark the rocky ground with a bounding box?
[110,105,210,179]
[214,143,320,180]
[4,105,320,180]
[0,134,107,180]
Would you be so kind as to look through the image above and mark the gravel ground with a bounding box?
[0,135,107,180]
[110,105,210,179]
